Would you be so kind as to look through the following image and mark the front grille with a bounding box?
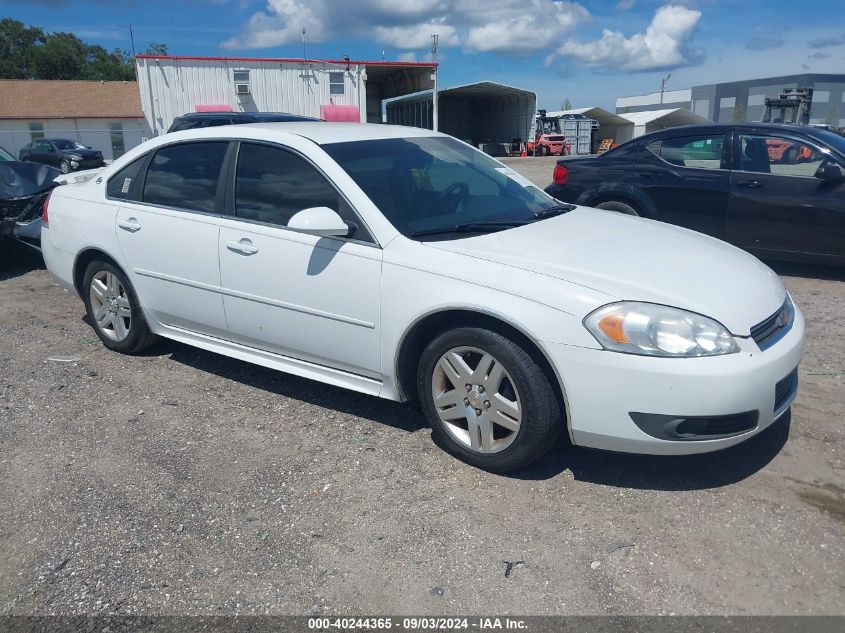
[774,368,798,414]
[750,297,794,351]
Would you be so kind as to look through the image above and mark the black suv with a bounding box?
[167,111,320,133]
[19,139,105,174]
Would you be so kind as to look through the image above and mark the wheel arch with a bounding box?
[581,184,656,217]
[394,308,572,441]
[72,248,124,297]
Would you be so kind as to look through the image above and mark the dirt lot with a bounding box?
[0,158,843,616]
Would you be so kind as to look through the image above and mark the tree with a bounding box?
[0,20,135,80]
[145,42,168,56]
[0,19,45,79]
[28,32,87,79]
[732,103,748,123]
[561,96,573,111]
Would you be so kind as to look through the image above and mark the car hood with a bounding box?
[424,207,785,335]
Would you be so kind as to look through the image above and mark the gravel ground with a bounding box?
[0,159,843,616]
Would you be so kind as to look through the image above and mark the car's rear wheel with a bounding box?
[417,327,563,472]
[595,200,639,216]
[83,260,157,354]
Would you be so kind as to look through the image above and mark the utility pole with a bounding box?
[430,34,439,132]
[302,27,307,62]
[659,72,672,108]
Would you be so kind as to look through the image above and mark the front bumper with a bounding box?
[545,304,805,455]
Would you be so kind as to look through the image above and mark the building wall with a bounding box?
[619,74,845,124]
[0,118,147,161]
[136,58,365,135]
[616,89,692,113]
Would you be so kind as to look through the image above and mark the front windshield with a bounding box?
[53,140,86,151]
[0,146,13,161]
[807,128,845,158]
[322,136,562,239]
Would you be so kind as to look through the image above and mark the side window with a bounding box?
[329,72,345,95]
[654,135,725,169]
[738,134,826,177]
[142,142,228,213]
[234,142,368,240]
[107,155,147,201]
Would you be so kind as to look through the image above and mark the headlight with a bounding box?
[584,302,739,357]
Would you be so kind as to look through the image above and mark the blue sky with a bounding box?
[6,0,845,110]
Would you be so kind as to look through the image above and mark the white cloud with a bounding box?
[223,0,590,55]
[554,4,701,71]
[397,52,418,62]
[464,1,590,53]
[374,23,460,50]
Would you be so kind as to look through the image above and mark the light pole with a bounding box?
[659,73,672,108]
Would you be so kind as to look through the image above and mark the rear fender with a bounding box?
[579,183,657,217]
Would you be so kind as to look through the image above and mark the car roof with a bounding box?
[641,122,822,139]
[169,122,444,145]
[175,111,316,120]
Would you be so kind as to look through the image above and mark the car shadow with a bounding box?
[513,410,791,490]
[138,338,790,491]
[0,240,43,281]
[157,340,427,434]
[766,260,845,281]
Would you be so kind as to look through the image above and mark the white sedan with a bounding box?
[40,123,804,472]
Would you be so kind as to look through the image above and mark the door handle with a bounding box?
[226,239,259,255]
[737,180,763,189]
[118,218,141,232]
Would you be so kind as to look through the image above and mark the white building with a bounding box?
[0,80,147,161]
[135,54,438,135]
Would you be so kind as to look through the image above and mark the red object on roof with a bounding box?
[320,105,361,122]
[195,104,233,112]
[134,54,437,68]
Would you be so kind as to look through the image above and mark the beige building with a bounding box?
[0,80,148,161]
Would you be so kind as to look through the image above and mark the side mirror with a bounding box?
[287,206,350,238]
[815,161,845,183]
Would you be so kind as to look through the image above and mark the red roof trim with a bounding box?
[134,54,437,68]
[0,115,142,120]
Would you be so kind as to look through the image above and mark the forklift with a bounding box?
[762,88,813,125]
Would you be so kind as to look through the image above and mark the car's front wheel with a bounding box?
[59,160,71,174]
[83,260,158,354]
[418,327,563,472]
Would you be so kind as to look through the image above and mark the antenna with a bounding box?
[302,27,307,62]
[430,33,439,63]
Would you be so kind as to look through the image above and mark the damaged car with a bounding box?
[0,145,59,252]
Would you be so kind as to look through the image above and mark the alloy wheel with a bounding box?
[89,271,132,342]
[430,346,522,454]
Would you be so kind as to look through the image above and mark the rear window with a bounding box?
[106,156,147,201]
[142,142,228,213]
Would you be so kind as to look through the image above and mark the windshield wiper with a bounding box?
[410,221,528,238]
[533,204,576,220]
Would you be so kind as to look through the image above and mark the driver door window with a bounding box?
[234,142,370,242]
[737,134,826,177]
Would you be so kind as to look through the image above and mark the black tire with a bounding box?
[417,327,563,473]
[82,259,158,354]
[539,145,550,156]
[595,200,639,216]
[59,160,71,174]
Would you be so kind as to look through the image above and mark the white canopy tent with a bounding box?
[620,108,711,138]
[544,107,636,146]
